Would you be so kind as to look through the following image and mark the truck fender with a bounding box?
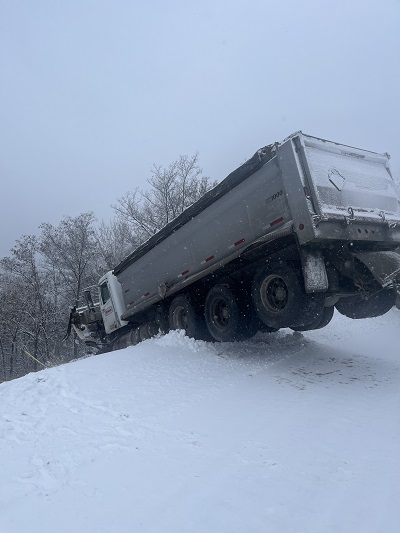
[352,251,400,288]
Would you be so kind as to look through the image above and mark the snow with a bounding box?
[1,311,400,533]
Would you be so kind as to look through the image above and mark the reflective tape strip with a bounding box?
[201,255,215,265]
[270,217,284,227]
[228,238,245,249]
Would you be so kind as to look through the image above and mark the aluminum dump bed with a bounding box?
[115,132,400,321]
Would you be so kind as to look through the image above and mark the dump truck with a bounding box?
[67,131,400,352]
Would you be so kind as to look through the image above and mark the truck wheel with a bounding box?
[204,285,242,342]
[259,323,279,333]
[335,289,396,319]
[251,262,325,329]
[168,295,210,340]
[155,304,169,334]
[237,290,266,339]
[291,305,334,332]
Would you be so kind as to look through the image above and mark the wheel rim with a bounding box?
[172,306,189,329]
[260,275,289,313]
[210,297,231,331]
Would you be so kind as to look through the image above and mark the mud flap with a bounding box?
[300,250,329,293]
[353,251,400,288]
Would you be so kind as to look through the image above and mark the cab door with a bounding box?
[99,281,120,334]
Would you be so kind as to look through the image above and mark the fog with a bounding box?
[1,0,399,257]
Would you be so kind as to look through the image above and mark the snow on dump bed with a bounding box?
[303,138,399,217]
[1,311,400,533]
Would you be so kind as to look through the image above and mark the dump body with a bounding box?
[69,131,400,350]
[114,132,400,322]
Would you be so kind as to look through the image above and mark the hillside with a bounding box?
[1,310,399,533]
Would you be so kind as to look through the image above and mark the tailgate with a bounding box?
[301,135,400,224]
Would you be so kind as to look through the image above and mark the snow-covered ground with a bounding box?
[1,310,399,533]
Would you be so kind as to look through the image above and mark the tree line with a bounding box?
[0,153,217,382]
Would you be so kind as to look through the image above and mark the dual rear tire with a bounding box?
[290,305,335,332]
[168,294,211,341]
[169,261,326,342]
[204,285,261,342]
[251,262,325,330]
[335,289,396,319]
[168,287,261,342]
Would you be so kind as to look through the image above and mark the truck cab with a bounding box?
[98,271,128,335]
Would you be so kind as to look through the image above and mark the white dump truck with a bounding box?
[67,132,400,352]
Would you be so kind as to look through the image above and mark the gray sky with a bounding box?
[1,0,399,257]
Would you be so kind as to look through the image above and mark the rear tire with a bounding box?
[155,304,169,334]
[291,305,334,332]
[335,289,396,319]
[168,294,210,340]
[252,262,325,329]
[205,285,257,342]
[258,323,280,333]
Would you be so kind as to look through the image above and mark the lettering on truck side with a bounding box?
[265,190,283,205]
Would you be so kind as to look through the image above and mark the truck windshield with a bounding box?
[100,282,111,304]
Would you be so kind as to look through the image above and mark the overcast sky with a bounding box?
[1,0,399,257]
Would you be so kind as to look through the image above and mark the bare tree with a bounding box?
[113,153,217,242]
[39,213,100,306]
[0,236,51,374]
[39,213,101,358]
[0,214,104,382]
[95,218,138,271]
[0,272,25,380]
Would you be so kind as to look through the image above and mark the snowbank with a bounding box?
[1,312,399,533]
